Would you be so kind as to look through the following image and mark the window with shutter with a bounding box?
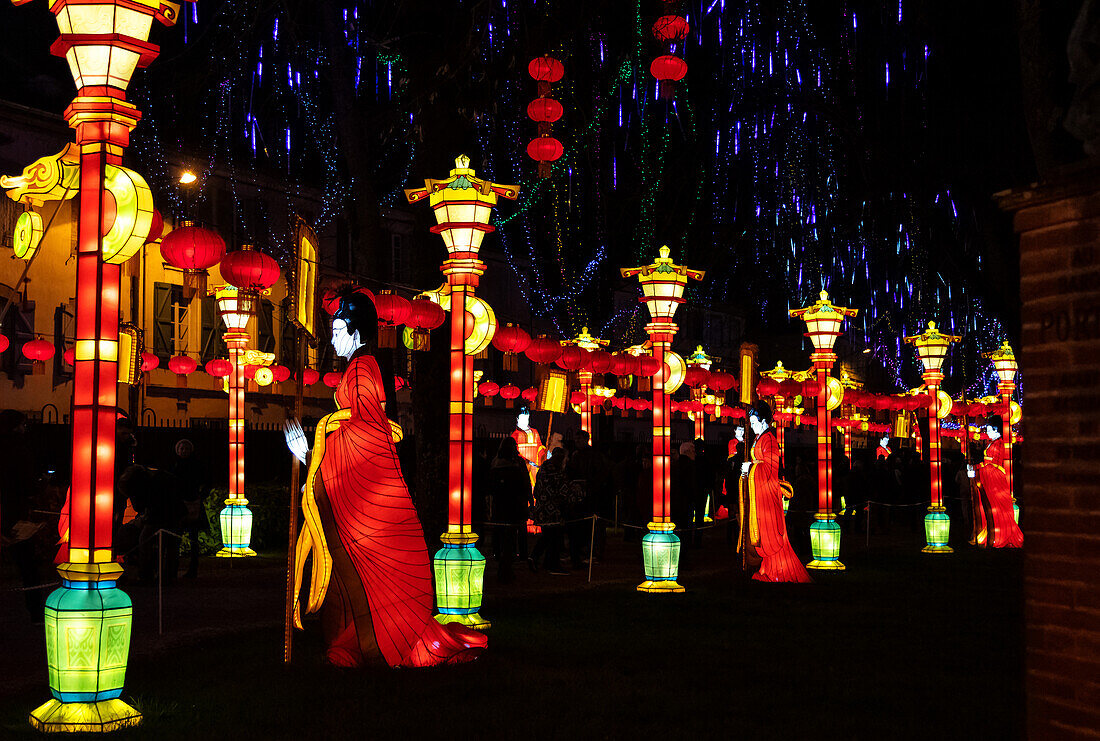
[200,294,227,362]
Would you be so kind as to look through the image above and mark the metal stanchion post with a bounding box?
[158,530,164,636]
[588,515,597,583]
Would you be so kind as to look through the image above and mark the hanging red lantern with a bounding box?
[556,345,588,371]
[220,244,279,292]
[300,368,320,386]
[206,359,232,378]
[521,387,539,404]
[323,371,343,388]
[373,290,411,349]
[569,390,586,406]
[873,395,892,411]
[168,355,197,375]
[493,323,532,372]
[779,379,803,397]
[527,135,564,178]
[406,297,446,351]
[756,378,780,397]
[243,364,258,380]
[160,221,226,294]
[22,338,55,363]
[0,335,8,353]
[63,347,75,366]
[611,353,640,377]
[527,98,564,123]
[650,55,688,99]
[272,365,291,383]
[588,350,614,374]
[140,352,159,372]
[652,15,690,42]
[684,366,711,388]
[525,335,563,365]
[708,372,737,392]
[479,381,500,397]
[636,355,662,378]
[145,209,164,245]
[528,55,564,87]
[500,384,521,408]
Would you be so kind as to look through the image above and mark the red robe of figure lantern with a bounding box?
[292,291,486,667]
[512,409,546,486]
[974,437,1024,549]
[745,421,810,583]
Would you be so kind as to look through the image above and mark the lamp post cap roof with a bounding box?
[620,244,705,280]
[985,340,1016,359]
[789,289,858,319]
[904,320,962,346]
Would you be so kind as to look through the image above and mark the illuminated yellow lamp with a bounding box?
[254,366,274,386]
[433,285,497,356]
[178,170,197,185]
[1,143,80,207]
[789,291,857,571]
[904,321,961,555]
[739,343,759,405]
[13,210,43,259]
[537,368,569,413]
[100,165,154,264]
[116,323,142,386]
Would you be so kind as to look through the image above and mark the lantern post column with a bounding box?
[986,341,1019,518]
[807,349,843,569]
[219,320,256,557]
[405,156,517,630]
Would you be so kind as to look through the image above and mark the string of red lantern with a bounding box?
[527,55,565,178]
[650,4,689,99]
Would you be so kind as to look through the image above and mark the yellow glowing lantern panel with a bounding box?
[621,246,705,322]
[13,210,43,260]
[789,290,858,352]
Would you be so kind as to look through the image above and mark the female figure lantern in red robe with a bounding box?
[285,288,487,667]
[968,414,1024,549]
[743,403,811,583]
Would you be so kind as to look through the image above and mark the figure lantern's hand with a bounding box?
[967,464,975,479]
[741,462,751,475]
[284,419,309,464]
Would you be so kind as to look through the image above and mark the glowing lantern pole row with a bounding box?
[790,291,858,570]
[622,246,703,593]
[406,155,518,629]
[985,341,1018,501]
[570,326,608,434]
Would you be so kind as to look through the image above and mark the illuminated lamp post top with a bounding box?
[573,326,608,351]
[985,340,1018,385]
[621,245,705,323]
[904,321,961,376]
[404,154,518,261]
[685,345,713,370]
[789,290,858,354]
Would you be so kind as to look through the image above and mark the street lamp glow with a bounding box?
[178,169,197,185]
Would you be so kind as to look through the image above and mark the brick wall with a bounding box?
[999,169,1100,740]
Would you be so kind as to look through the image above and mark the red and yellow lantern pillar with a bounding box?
[622,246,704,593]
[905,321,961,554]
[986,341,1019,519]
[10,0,184,732]
[406,156,517,628]
[790,291,857,570]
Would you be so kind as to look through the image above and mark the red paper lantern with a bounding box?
[407,297,446,331]
[321,288,341,316]
[22,338,55,362]
[243,364,258,380]
[556,345,588,371]
[0,335,8,353]
[708,372,737,392]
[527,136,564,163]
[527,98,564,123]
[300,368,320,386]
[756,379,780,397]
[374,292,412,327]
[500,384,521,401]
[492,324,532,354]
[650,55,688,82]
[703,403,716,415]
[684,366,711,388]
[146,209,164,244]
[873,395,892,411]
[652,15,690,41]
[918,394,936,409]
[168,355,197,375]
[636,355,662,378]
[479,381,500,397]
[569,391,586,406]
[528,55,565,83]
[670,400,682,413]
[611,353,640,377]
[206,359,232,378]
[323,371,343,388]
[779,379,803,397]
[160,222,226,292]
[219,246,280,291]
[733,407,746,419]
[63,347,75,366]
[272,365,291,382]
[632,398,650,411]
[802,380,818,398]
[587,350,613,374]
[140,352,159,372]
[521,387,539,403]
[525,335,563,365]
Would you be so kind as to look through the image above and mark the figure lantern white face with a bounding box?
[880,436,890,448]
[516,411,531,430]
[749,414,767,436]
[331,318,362,360]
[986,425,1001,441]
[734,426,745,442]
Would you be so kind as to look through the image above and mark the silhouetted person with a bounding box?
[171,439,207,578]
[566,429,607,565]
[529,448,578,575]
[490,436,531,584]
[0,410,46,621]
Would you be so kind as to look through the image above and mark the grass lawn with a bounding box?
[0,526,1023,740]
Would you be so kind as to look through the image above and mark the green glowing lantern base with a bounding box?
[637,524,685,593]
[30,563,141,733]
[433,534,490,630]
[922,506,953,554]
[1013,500,1020,524]
[217,500,257,557]
[807,515,845,570]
